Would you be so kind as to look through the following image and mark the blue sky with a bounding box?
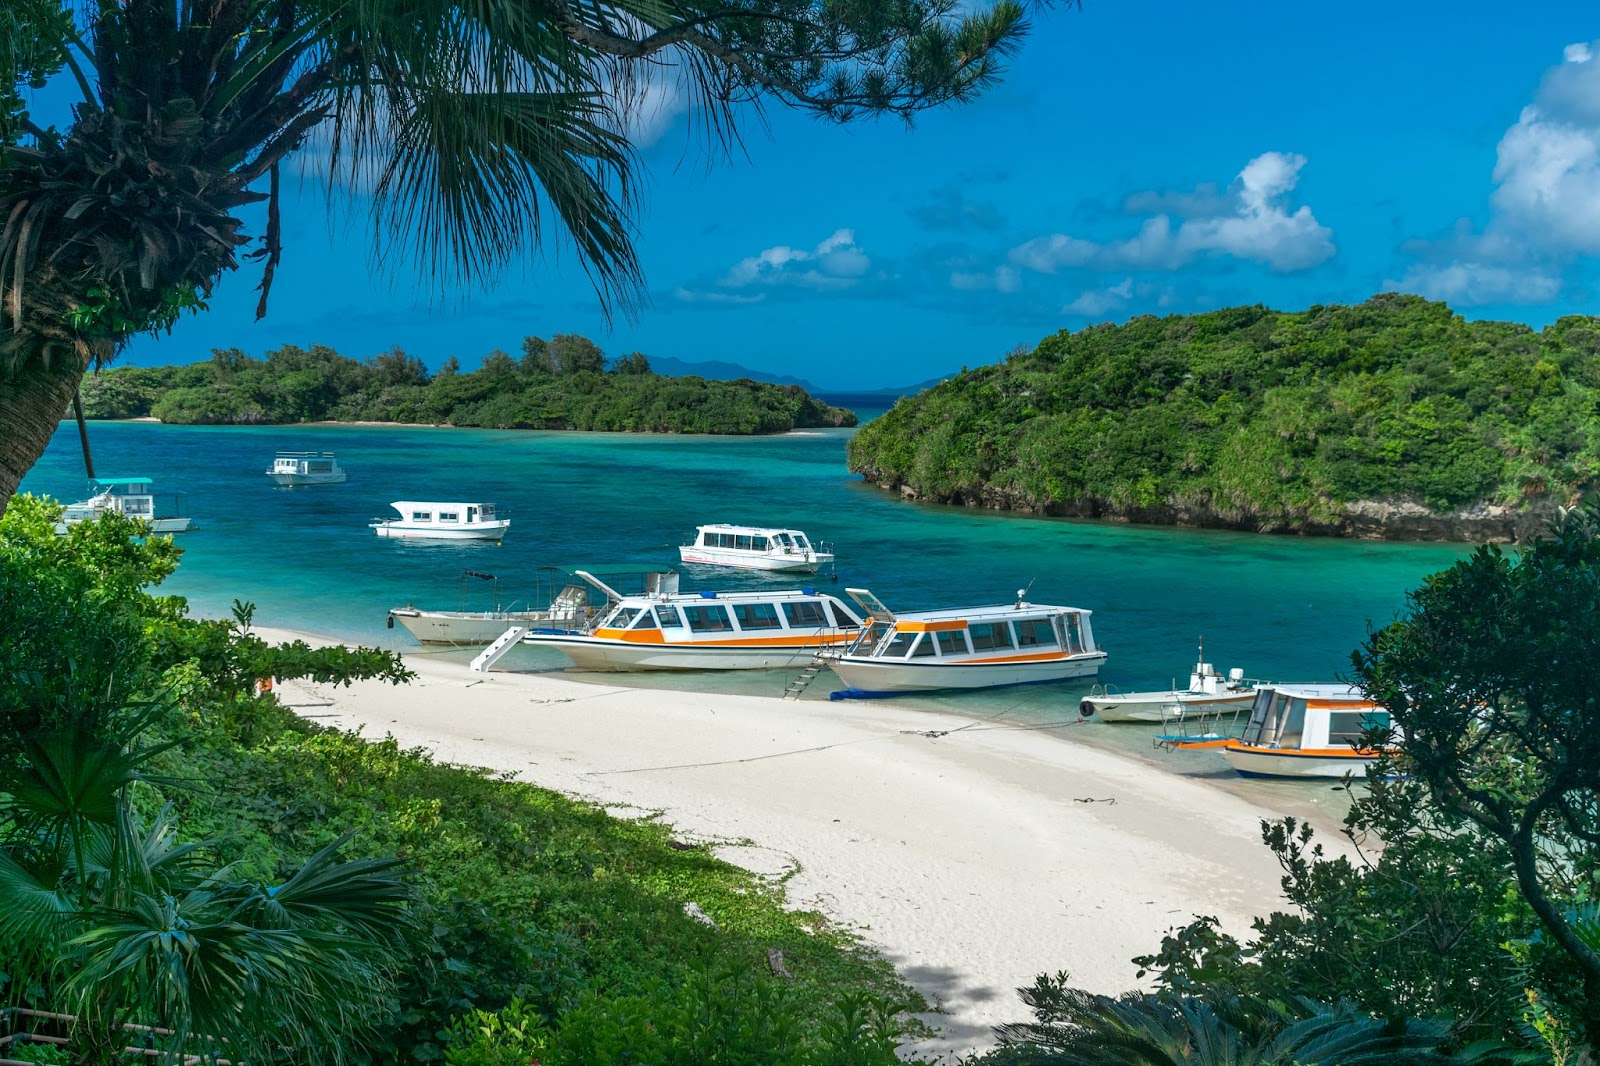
[53,1,1600,388]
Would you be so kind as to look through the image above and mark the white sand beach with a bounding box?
[258,627,1337,1056]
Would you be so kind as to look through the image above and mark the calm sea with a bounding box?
[22,419,1469,813]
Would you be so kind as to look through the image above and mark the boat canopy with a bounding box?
[92,477,153,487]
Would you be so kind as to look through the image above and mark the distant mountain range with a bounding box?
[644,355,949,405]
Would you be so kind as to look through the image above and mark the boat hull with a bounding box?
[269,471,347,486]
[1082,691,1255,723]
[1221,744,1379,779]
[373,521,510,541]
[524,634,841,671]
[678,547,832,573]
[390,609,574,645]
[829,652,1106,695]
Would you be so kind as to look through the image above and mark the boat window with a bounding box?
[122,497,153,516]
[909,634,938,658]
[783,601,827,628]
[479,506,494,518]
[776,533,793,547]
[437,511,459,522]
[655,606,683,628]
[411,511,432,522]
[733,602,782,630]
[605,607,641,629]
[683,604,734,633]
[883,632,916,657]
[630,611,659,631]
[936,629,969,656]
[826,600,862,629]
[734,535,752,550]
[967,622,1013,652]
[1327,710,1388,748]
[1013,619,1059,648]
[752,536,769,551]
[793,534,810,549]
[1055,614,1085,653]
[308,460,332,473]
[701,532,716,546]
[716,533,734,548]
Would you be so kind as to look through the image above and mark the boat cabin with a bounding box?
[1238,684,1391,751]
[679,524,835,573]
[62,477,191,533]
[371,501,510,540]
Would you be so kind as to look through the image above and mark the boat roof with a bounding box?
[389,500,496,510]
[886,601,1089,623]
[615,588,841,605]
[275,450,337,458]
[693,523,811,536]
[92,476,152,486]
[1255,683,1371,702]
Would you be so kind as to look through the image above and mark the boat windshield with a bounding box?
[605,606,642,629]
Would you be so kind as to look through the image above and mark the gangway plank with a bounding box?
[471,625,529,673]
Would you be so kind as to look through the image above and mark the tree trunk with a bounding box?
[0,356,86,516]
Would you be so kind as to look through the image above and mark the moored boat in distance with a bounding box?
[59,477,192,534]
[1079,641,1258,722]
[267,450,346,486]
[1205,683,1396,779]
[388,568,601,645]
[678,524,834,573]
[825,588,1106,696]
[371,501,509,541]
[522,570,864,670]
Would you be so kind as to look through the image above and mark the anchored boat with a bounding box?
[371,501,509,541]
[59,477,192,534]
[267,450,346,486]
[387,568,600,645]
[1209,683,1396,779]
[825,588,1107,696]
[1079,641,1259,722]
[678,524,834,573]
[521,570,864,670]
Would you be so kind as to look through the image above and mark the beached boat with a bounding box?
[267,450,347,486]
[388,569,601,645]
[678,524,834,573]
[521,570,864,670]
[824,588,1106,696]
[1079,641,1258,722]
[59,477,192,533]
[371,501,510,541]
[1214,683,1395,779]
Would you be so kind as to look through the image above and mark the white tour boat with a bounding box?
[59,477,192,533]
[371,501,510,541]
[1212,683,1397,779]
[388,569,600,645]
[521,570,864,670]
[1079,641,1258,722]
[267,450,347,486]
[678,524,834,573]
[825,588,1107,696]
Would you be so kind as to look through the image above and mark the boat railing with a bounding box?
[1153,702,1249,753]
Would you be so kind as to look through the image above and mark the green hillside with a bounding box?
[848,295,1600,540]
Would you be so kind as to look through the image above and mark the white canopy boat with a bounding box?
[1078,641,1259,722]
[267,450,346,486]
[1164,683,1397,779]
[521,570,864,670]
[371,501,509,541]
[59,477,192,534]
[678,524,834,573]
[387,568,600,645]
[825,588,1107,696]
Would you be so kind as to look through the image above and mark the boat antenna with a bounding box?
[1015,579,1035,608]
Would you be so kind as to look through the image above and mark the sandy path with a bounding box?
[259,627,1324,1055]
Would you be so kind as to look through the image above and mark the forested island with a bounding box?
[80,334,856,434]
[849,294,1600,541]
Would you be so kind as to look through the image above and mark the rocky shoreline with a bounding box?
[857,470,1560,543]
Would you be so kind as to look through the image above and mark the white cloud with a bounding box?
[720,228,870,291]
[1009,152,1335,275]
[949,265,1021,292]
[1063,277,1134,317]
[1391,39,1600,306]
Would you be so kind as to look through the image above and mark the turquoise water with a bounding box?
[22,420,1467,810]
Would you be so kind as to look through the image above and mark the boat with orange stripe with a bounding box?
[825,588,1107,696]
[521,570,865,671]
[1214,683,1397,779]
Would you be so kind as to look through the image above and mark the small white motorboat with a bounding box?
[388,569,600,644]
[1078,641,1259,722]
[267,450,346,486]
[371,501,509,541]
[824,588,1106,696]
[59,477,192,533]
[1166,683,1397,779]
[678,524,834,573]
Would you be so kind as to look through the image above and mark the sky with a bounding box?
[37,0,1600,390]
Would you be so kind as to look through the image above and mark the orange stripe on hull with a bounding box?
[591,629,854,648]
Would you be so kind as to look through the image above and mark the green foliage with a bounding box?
[82,337,857,433]
[850,296,1600,527]
[0,0,68,147]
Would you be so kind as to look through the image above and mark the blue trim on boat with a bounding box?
[828,676,1084,700]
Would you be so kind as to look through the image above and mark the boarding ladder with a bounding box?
[782,635,847,701]
[470,625,530,673]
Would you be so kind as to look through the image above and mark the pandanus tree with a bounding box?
[0,0,1055,509]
